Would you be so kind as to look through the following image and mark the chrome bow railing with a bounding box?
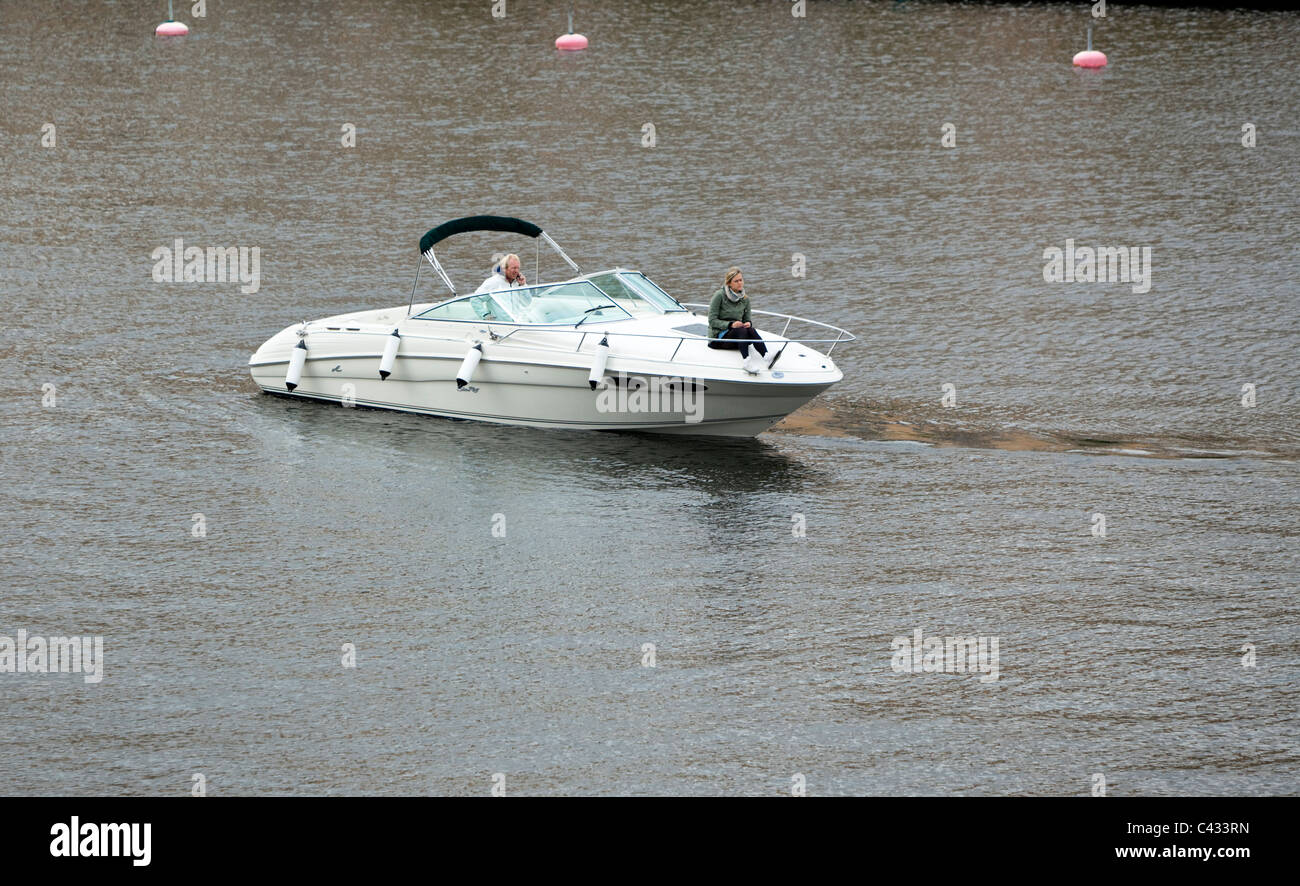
[678,303,854,356]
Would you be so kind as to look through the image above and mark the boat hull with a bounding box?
[249,355,833,437]
[249,296,846,437]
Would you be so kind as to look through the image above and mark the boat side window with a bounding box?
[415,295,515,322]
[414,282,628,325]
[472,293,516,321]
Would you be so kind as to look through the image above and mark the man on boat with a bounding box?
[474,253,527,294]
[471,253,529,321]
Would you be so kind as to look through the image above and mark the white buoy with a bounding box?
[456,343,484,389]
[378,329,401,380]
[285,338,307,391]
[588,335,609,389]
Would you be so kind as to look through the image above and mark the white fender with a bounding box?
[588,335,610,390]
[379,329,401,380]
[456,343,484,389]
[285,338,307,391]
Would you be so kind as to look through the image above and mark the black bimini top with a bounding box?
[419,216,544,254]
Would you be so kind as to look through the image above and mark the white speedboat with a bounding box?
[249,216,854,436]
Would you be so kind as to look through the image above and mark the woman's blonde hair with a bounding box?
[724,266,743,288]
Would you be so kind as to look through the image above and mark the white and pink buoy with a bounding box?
[556,10,587,51]
[1073,25,1107,68]
[155,1,189,36]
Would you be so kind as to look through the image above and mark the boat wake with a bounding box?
[771,398,1295,461]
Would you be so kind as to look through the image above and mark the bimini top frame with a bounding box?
[409,215,582,316]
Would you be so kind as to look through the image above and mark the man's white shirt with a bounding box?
[474,272,525,295]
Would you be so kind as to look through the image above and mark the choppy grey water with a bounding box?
[1,0,1296,795]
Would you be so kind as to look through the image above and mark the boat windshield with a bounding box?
[618,271,691,311]
[414,280,633,325]
[587,271,687,314]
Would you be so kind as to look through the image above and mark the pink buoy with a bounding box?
[1073,24,1105,68]
[155,2,188,36]
[556,10,587,51]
